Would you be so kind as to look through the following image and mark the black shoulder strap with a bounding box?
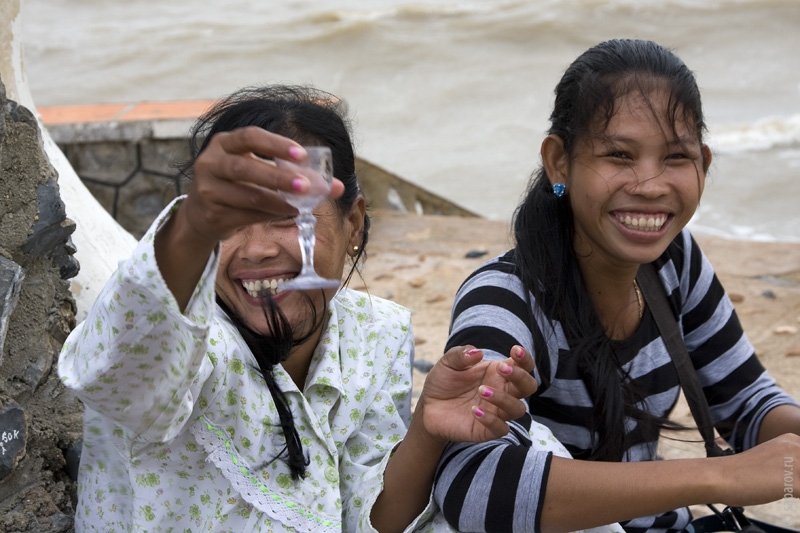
[636,263,731,458]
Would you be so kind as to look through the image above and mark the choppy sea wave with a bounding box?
[710,114,800,153]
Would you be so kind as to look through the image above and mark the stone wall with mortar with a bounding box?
[0,76,82,532]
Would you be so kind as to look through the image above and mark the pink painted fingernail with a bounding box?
[500,363,512,375]
[480,386,494,398]
[288,146,304,160]
[465,348,481,356]
[292,177,307,192]
[472,406,485,418]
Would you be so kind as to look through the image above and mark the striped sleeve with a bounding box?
[436,254,556,531]
[434,416,553,532]
[448,258,534,358]
[669,230,799,451]
[447,254,556,389]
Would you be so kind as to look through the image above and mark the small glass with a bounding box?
[275,146,340,291]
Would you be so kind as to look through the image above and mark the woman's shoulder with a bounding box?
[656,228,707,279]
[334,287,413,329]
[651,228,719,317]
[662,227,703,258]
[331,289,414,378]
[477,249,519,272]
[452,250,526,303]
[459,249,520,285]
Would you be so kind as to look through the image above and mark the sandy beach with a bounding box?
[361,209,800,526]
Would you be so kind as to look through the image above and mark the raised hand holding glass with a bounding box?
[275,146,341,291]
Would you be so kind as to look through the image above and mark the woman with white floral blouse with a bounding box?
[57,85,537,533]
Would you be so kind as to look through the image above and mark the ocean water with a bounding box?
[19,0,800,242]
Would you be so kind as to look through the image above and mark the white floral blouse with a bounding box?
[57,202,434,532]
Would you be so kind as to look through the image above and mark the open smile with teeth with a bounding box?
[616,213,668,232]
[241,278,289,297]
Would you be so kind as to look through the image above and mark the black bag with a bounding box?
[686,505,796,533]
[636,264,799,533]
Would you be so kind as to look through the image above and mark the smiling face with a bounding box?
[214,198,363,338]
[554,87,710,273]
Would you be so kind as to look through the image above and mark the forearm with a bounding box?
[154,201,218,312]
[540,456,727,533]
[371,407,447,533]
[758,404,800,444]
[435,446,716,533]
[434,428,800,533]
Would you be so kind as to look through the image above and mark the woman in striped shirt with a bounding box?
[433,39,800,533]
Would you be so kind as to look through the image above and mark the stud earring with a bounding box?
[353,245,359,251]
[552,183,566,197]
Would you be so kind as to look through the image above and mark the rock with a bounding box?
[0,66,82,523]
[762,290,777,300]
[465,249,488,259]
[757,275,799,288]
[63,438,82,482]
[47,512,74,533]
[8,486,73,533]
[728,292,745,303]
[0,257,24,363]
[774,326,799,335]
[412,360,435,373]
[0,401,27,482]
[22,349,55,391]
[20,181,79,280]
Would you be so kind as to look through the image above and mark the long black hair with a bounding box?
[514,39,706,461]
[181,85,369,479]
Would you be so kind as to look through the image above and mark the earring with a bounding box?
[552,183,566,197]
[353,245,359,252]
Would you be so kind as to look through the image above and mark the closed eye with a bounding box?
[666,151,701,164]
[271,215,297,228]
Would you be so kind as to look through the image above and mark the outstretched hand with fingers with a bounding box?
[417,345,537,443]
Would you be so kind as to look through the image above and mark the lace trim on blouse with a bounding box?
[191,416,342,533]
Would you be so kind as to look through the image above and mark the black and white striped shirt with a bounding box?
[434,229,797,533]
